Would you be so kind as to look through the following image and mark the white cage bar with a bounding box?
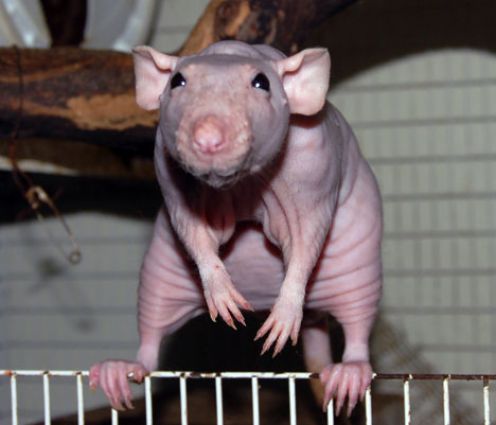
[1,370,495,425]
[43,372,50,425]
[483,378,490,425]
[403,375,412,425]
[251,376,260,425]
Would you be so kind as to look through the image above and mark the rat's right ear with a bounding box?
[133,46,178,110]
[276,48,330,116]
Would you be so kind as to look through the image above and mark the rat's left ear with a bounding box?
[276,48,331,115]
[133,46,178,110]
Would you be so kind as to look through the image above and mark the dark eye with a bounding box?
[170,72,187,89]
[251,73,270,91]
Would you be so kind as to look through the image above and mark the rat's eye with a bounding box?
[170,72,187,89]
[251,73,270,91]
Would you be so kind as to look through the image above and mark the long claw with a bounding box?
[321,365,341,411]
[320,362,372,415]
[261,327,279,355]
[346,374,360,417]
[360,372,372,400]
[226,300,246,326]
[230,290,254,312]
[272,344,283,358]
[205,294,218,322]
[216,302,237,329]
[273,328,291,357]
[335,374,349,416]
[104,373,124,411]
[119,372,134,410]
[255,317,273,341]
[225,317,237,330]
[290,321,300,346]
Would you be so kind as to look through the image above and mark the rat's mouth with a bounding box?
[199,170,244,189]
[178,154,251,189]
[174,129,253,188]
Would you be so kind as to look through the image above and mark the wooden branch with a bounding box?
[0,47,157,156]
[178,0,358,55]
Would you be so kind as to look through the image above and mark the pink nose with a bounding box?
[193,116,226,154]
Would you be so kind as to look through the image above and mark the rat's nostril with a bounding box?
[193,117,226,154]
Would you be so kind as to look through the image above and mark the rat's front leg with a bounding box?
[255,258,310,355]
[89,210,204,410]
[196,247,253,328]
[255,201,333,356]
[168,204,253,329]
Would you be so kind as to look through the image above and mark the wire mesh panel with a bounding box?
[1,370,495,425]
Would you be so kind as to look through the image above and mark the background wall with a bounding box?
[1,0,495,423]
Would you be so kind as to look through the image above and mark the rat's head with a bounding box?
[133,41,330,188]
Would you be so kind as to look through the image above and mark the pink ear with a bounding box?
[132,46,178,110]
[276,48,331,116]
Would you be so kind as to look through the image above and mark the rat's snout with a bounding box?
[174,104,252,186]
[192,116,226,154]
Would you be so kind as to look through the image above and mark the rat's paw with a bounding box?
[254,298,303,357]
[204,269,253,330]
[320,361,372,417]
[89,360,148,411]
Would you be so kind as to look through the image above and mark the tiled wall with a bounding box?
[331,49,496,375]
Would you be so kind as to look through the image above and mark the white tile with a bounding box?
[151,31,189,52]
[156,0,211,30]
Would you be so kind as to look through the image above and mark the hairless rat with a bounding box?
[89,41,382,417]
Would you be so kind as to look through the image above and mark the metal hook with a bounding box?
[27,186,82,265]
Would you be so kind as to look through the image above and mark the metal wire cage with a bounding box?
[1,370,494,425]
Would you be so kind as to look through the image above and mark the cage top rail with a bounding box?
[1,370,496,381]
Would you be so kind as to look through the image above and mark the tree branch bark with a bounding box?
[179,0,358,55]
[0,47,157,156]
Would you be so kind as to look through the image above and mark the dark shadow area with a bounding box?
[0,171,161,224]
[40,0,87,47]
[306,0,496,86]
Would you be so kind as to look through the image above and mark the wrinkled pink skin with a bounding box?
[90,41,382,416]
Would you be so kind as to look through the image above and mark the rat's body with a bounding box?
[90,41,382,416]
